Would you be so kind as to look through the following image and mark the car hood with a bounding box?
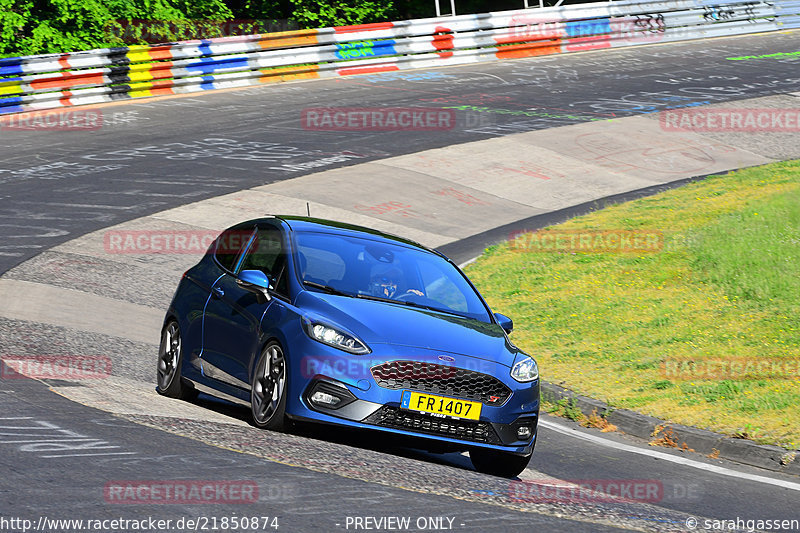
[296,291,518,367]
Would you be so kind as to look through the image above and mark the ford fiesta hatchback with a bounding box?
[157,216,540,477]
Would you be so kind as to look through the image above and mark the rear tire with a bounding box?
[251,341,288,431]
[470,448,532,478]
[156,320,196,400]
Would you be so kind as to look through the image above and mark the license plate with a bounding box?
[401,391,482,421]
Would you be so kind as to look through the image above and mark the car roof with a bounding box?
[257,215,439,254]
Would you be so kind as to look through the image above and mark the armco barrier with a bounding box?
[1,0,798,115]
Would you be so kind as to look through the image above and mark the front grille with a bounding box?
[364,406,500,444]
[371,360,512,405]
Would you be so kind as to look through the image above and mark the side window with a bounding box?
[214,226,253,272]
[239,226,289,297]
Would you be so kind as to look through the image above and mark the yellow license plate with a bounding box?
[401,391,482,421]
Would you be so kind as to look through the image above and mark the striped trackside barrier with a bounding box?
[1,0,798,115]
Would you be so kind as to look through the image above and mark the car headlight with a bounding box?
[303,320,370,354]
[510,355,539,382]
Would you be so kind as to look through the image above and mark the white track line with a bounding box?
[540,418,800,492]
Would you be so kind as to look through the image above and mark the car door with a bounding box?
[201,223,288,392]
[182,223,252,382]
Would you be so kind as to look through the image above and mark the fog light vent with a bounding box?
[305,380,356,411]
[311,391,341,407]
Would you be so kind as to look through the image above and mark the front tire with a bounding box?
[156,320,196,400]
[251,341,288,431]
[470,448,532,478]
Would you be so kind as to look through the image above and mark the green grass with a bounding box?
[465,160,800,449]
[691,189,800,308]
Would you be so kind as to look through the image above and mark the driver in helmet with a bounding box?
[369,265,423,299]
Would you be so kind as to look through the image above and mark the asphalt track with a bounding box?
[2,30,800,532]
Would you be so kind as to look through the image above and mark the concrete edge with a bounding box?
[539,382,800,476]
[439,171,727,263]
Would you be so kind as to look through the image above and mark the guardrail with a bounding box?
[1,0,798,115]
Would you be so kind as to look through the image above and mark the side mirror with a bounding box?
[494,312,513,334]
[237,270,274,302]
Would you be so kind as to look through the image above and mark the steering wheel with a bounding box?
[396,290,424,301]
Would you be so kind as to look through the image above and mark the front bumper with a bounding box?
[285,343,539,455]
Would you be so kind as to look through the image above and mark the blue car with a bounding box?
[157,216,539,477]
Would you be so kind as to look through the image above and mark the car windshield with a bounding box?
[294,231,491,323]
